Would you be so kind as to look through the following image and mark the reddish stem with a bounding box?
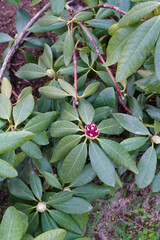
[75,4,127,15]
[78,22,131,115]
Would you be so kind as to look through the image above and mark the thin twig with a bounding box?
[75,4,127,15]
[78,22,131,114]
[0,2,50,81]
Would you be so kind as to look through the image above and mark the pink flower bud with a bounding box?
[85,123,99,139]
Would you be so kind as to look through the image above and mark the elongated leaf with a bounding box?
[73,184,109,201]
[155,36,160,80]
[62,142,87,183]
[27,212,39,234]
[21,141,42,159]
[33,156,53,175]
[82,82,100,98]
[136,147,157,188]
[147,106,160,122]
[14,203,33,215]
[53,197,92,214]
[32,132,49,145]
[47,191,73,206]
[118,2,160,27]
[50,0,65,16]
[0,32,13,43]
[0,93,11,120]
[60,102,79,121]
[116,16,160,83]
[1,77,12,99]
[0,159,17,178]
[13,94,34,127]
[31,0,43,6]
[0,131,34,154]
[70,164,96,187]
[99,138,139,174]
[7,178,36,201]
[73,11,94,22]
[94,107,111,123]
[39,44,53,69]
[49,210,83,234]
[38,15,59,26]
[121,137,148,152]
[87,19,116,31]
[41,212,58,232]
[24,111,59,133]
[0,207,23,240]
[106,25,139,66]
[152,171,160,192]
[113,113,149,135]
[78,98,95,124]
[43,171,62,189]
[35,229,66,240]
[16,64,46,80]
[39,86,68,99]
[19,211,28,234]
[50,120,79,138]
[64,32,74,66]
[98,118,124,135]
[58,79,76,98]
[94,87,115,108]
[18,86,32,101]
[30,170,42,200]
[89,142,115,186]
[129,96,143,120]
[51,135,82,163]
[16,8,31,34]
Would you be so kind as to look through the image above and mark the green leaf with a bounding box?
[60,102,79,121]
[39,44,53,69]
[58,79,76,98]
[80,51,89,65]
[27,212,39,234]
[50,0,65,16]
[50,120,79,138]
[106,25,139,66]
[136,147,157,188]
[13,152,26,168]
[94,87,115,108]
[7,0,20,6]
[32,132,49,145]
[73,184,109,201]
[0,150,15,165]
[121,137,148,152]
[21,141,42,159]
[49,210,83,234]
[43,171,62,189]
[94,107,111,123]
[89,142,115,186]
[33,156,53,175]
[116,16,160,83]
[113,113,149,135]
[97,71,115,88]
[53,197,92,214]
[59,64,86,75]
[16,64,46,80]
[62,142,87,183]
[0,131,34,154]
[118,2,160,27]
[154,120,160,134]
[14,203,33,215]
[38,15,59,26]
[0,93,11,120]
[39,86,68,99]
[41,212,58,232]
[82,82,100,98]
[35,229,66,240]
[98,118,124,135]
[24,111,59,133]
[152,171,160,192]
[22,233,34,240]
[16,8,31,34]
[146,106,160,122]
[78,98,95,124]
[70,164,96,187]
[73,11,94,22]
[8,178,36,201]
[75,238,92,240]
[99,138,139,174]
[129,96,143,120]
[13,94,34,127]
[1,77,12,99]
[18,211,28,234]
[51,135,82,163]
[0,32,13,43]
[0,207,23,240]
[64,32,74,66]
[47,191,73,206]
[86,19,116,31]
[0,159,18,178]
[85,0,97,6]
[155,36,160,80]
[18,86,32,101]
[30,170,42,200]
[29,21,66,33]
[31,0,43,6]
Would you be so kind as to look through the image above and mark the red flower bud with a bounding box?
[85,123,99,139]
